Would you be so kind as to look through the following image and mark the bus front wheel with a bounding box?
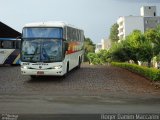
[63,62,69,77]
[30,75,36,79]
[77,57,81,69]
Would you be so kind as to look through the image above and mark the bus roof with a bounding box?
[24,21,82,30]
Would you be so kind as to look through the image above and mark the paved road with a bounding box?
[0,63,160,115]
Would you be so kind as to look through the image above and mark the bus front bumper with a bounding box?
[21,68,65,76]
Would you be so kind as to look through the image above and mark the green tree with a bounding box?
[110,30,143,64]
[144,29,156,42]
[109,41,129,62]
[144,28,157,53]
[87,50,110,65]
[109,30,153,66]
[83,38,95,61]
[87,52,97,64]
[126,30,143,64]
[153,26,160,55]
[97,49,110,64]
[122,30,154,66]
[145,26,160,55]
[140,36,153,67]
[109,23,119,43]
[92,57,101,65]
[143,29,157,67]
[143,26,160,67]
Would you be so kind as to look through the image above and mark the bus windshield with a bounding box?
[22,27,63,38]
[21,39,62,62]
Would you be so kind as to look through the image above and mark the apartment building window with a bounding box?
[154,12,156,16]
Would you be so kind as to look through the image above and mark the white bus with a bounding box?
[21,21,84,77]
[0,38,21,65]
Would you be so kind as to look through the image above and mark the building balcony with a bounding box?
[117,17,124,24]
[118,32,124,37]
[118,25,124,31]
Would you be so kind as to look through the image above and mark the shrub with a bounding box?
[111,62,160,81]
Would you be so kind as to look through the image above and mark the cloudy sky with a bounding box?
[0,0,160,43]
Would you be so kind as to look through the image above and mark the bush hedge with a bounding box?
[111,62,160,81]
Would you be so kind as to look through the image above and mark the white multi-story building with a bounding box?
[101,39,111,50]
[95,43,102,53]
[117,6,160,40]
[95,39,111,53]
[117,16,144,40]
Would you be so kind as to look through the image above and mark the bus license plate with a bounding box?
[37,71,44,75]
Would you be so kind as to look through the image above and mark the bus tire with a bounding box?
[66,62,69,73]
[77,57,81,69]
[30,75,36,79]
[63,62,69,78]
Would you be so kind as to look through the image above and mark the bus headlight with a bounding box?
[53,65,62,69]
[21,65,28,69]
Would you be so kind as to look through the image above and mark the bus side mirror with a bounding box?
[65,43,68,51]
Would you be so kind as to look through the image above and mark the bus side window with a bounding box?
[3,41,13,49]
[0,41,4,48]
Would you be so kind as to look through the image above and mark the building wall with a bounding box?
[117,16,144,40]
[144,17,160,31]
[124,16,144,36]
[140,6,156,17]
[95,43,102,53]
[95,39,111,53]
[101,39,111,50]
[117,6,160,40]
